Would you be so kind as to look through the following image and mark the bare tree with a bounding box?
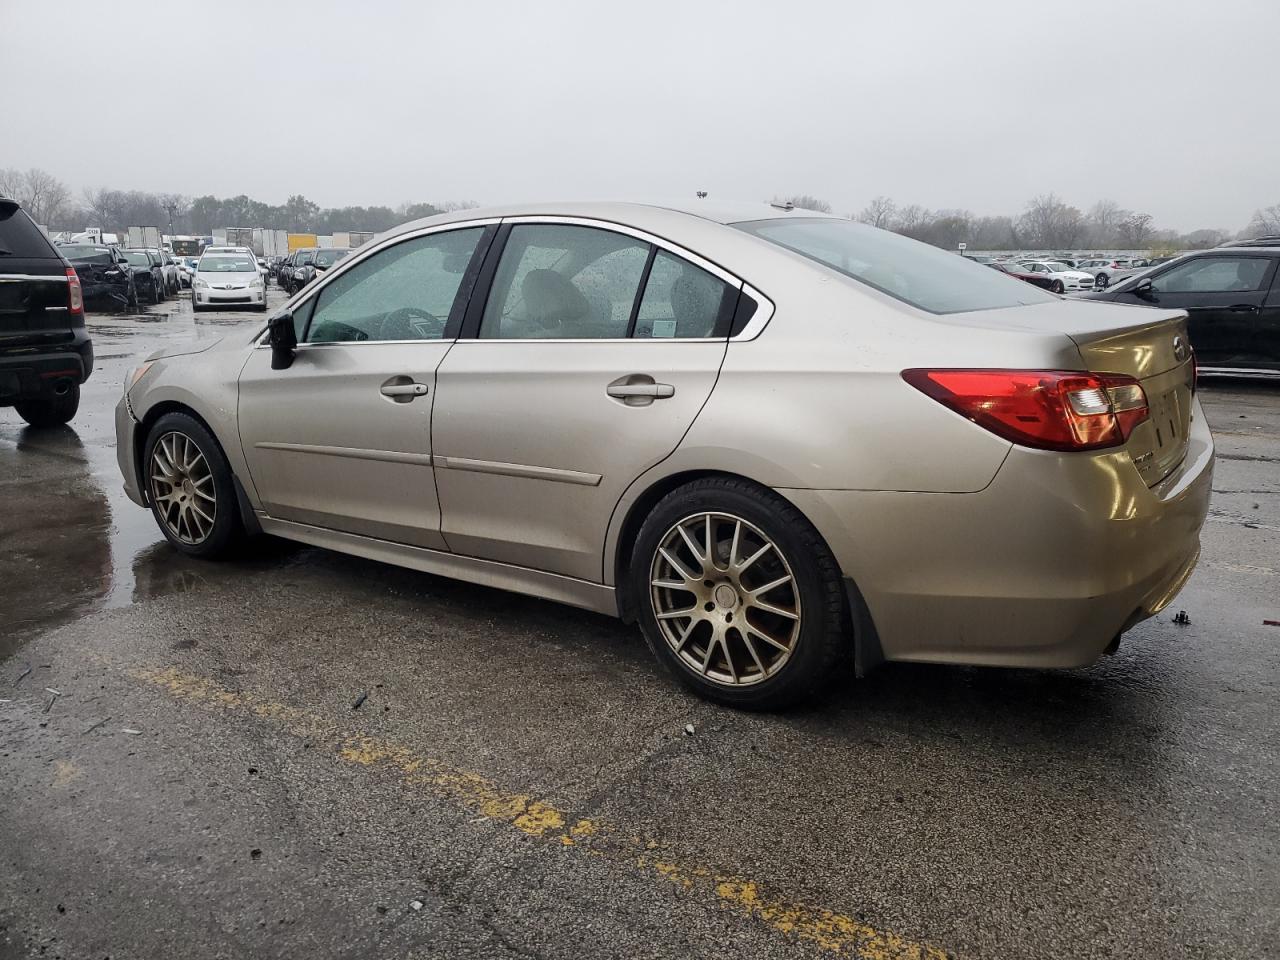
[1116,212,1154,248]
[1015,194,1084,249]
[1247,203,1280,237]
[856,195,896,228]
[1086,200,1127,246]
[775,194,832,213]
[0,168,70,224]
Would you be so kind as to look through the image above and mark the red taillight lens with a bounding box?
[902,369,1149,451]
[65,266,83,316]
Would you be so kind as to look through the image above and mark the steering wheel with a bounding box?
[380,305,443,340]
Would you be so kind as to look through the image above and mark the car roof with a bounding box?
[378,200,838,243]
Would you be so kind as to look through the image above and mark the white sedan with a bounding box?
[191,253,267,311]
[1018,260,1097,293]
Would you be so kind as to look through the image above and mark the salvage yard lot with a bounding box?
[1,293,1278,960]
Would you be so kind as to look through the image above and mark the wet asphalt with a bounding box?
[0,288,1277,960]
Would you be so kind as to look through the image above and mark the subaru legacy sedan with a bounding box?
[116,202,1212,708]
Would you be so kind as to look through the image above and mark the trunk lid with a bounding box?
[954,299,1195,487]
[0,258,75,350]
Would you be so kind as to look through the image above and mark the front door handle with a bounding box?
[1226,304,1260,313]
[607,382,675,399]
[380,381,429,401]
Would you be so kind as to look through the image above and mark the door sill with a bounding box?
[258,515,619,617]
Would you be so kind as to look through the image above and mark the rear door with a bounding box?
[0,202,74,398]
[1118,254,1278,369]
[431,219,739,582]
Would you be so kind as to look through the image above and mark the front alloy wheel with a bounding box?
[148,430,217,544]
[650,512,801,686]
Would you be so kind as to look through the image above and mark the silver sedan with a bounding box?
[115,202,1212,708]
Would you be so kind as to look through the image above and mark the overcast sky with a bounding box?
[3,0,1276,231]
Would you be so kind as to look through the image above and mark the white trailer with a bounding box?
[127,226,162,249]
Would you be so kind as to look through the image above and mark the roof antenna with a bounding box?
[769,200,795,211]
[696,191,708,199]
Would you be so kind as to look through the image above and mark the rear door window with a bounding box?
[0,203,57,258]
[633,250,735,339]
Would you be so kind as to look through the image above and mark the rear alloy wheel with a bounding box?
[1095,273,1109,290]
[14,384,80,428]
[632,478,849,709]
[144,413,243,557]
[1050,279,1065,294]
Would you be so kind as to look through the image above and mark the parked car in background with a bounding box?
[1,196,93,427]
[1018,260,1097,293]
[122,249,166,303]
[1077,258,1137,289]
[58,243,137,309]
[988,260,1058,291]
[115,201,1210,709]
[137,247,180,295]
[291,247,350,291]
[1081,246,1280,377]
[280,247,317,294]
[191,251,266,311]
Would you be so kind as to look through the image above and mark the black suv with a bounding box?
[1081,245,1280,378]
[0,197,93,426]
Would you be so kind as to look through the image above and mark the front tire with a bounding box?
[1050,279,1065,294]
[631,478,849,710]
[1095,273,1109,290]
[14,384,80,428]
[142,412,244,558]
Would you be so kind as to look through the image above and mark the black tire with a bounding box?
[142,412,245,558]
[149,279,161,304]
[126,280,138,310]
[630,477,849,710]
[14,384,80,428]
[1095,273,1109,290]
[1050,279,1065,295]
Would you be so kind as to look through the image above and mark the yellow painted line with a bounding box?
[125,664,950,959]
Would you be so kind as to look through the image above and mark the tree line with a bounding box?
[3,166,1274,252]
[0,167,475,236]
[779,193,1278,252]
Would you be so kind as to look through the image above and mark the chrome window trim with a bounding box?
[0,274,70,282]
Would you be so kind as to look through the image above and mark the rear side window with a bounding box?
[634,250,735,338]
[0,203,57,258]
[733,217,1057,314]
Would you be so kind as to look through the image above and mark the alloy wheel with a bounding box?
[148,431,217,544]
[649,512,802,687]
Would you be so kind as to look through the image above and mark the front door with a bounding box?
[431,221,739,582]
[1118,254,1278,369]
[237,225,491,549]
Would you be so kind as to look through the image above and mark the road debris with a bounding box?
[1264,620,1280,627]
[684,723,696,736]
[250,848,262,860]
[42,690,62,713]
[83,717,112,734]
[352,691,369,710]
[409,900,424,911]
[121,728,143,735]
[13,664,32,687]
[1173,610,1191,625]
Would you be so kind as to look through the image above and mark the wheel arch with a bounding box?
[133,399,260,534]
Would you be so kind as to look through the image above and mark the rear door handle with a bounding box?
[1227,304,1259,313]
[607,382,675,399]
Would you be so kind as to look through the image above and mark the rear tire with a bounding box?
[14,384,80,428]
[1095,273,1109,290]
[142,412,245,558]
[630,477,849,710]
[1050,279,1065,294]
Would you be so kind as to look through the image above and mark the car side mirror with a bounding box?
[268,311,298,369]
[1134,280,1155,300]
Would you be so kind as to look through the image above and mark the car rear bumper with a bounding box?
[784,396,1215,669]
[0,332,94,403]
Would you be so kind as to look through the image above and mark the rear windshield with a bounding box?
[732,218,1057,314]
[123,251,152,266]
[199,257,255,273]
[59,244,114,264]
[0,203,57,258]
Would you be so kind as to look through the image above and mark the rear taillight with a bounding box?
[902,369,1150,452]
[66,266,83,316]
